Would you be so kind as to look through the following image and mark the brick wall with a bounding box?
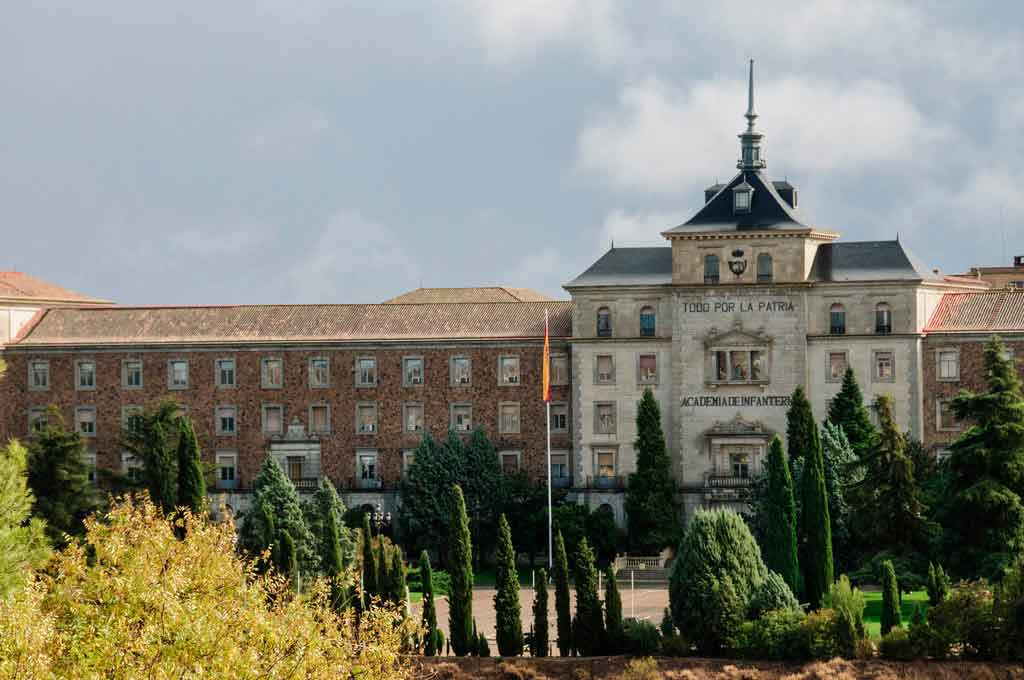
[1,342,571,489]
[921,335,1024,449]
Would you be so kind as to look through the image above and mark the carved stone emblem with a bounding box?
[728,248,747,276]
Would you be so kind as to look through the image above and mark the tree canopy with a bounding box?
[624,389,680,553]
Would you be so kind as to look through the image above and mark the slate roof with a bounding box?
[0,272,110,304]
[663,170,808,235]
[564,247,673,288]
[808,241,945,283]
[383,287,557,304]
[925,290,1024,333]
[9,302,573,347]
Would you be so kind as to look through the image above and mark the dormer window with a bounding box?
[733,181,754,213]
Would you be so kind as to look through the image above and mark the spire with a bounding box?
[737,59,766,171]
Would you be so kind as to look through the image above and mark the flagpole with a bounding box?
[544,309,554,572]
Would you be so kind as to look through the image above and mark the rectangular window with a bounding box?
[731,452,751,478]
[75,407,96,437]
[356,357,377,386]
[500,451,521,475]
[358,450,378,488]
[28,407,47,434]
[729,350,750,381]
[29,360,50,390]
[309,404,330,434]
[76,360,96,390]
[403,403,424,433]
[937,399,961,431]
[499,355,520,385]
[828,352,848,381]
[122,451,142,483]
[712,349,767,383]
[168,360,189,389]
[551,451,569,483]
[451,403,472,432]
[216,451,237,490]
[122,360,143,389]
[595,354,614,384]
[286,456,305,485]
[550,354,569,386]
[638,353,658,384]
[262,405,283,434]
[261,358,283,389]
[122,405,144,435]
[450,356,472,385]
[596,450,616,478]
[309,358,330,388]
[84,448,97,485]
[498,402,521,434]
[403,357,424,386]
[874,351,895,381]
[550,402,568,433]
[594,402,616,435]
[216,358,236,388]
[216,406,237,435]
[938,350,960,381]
[715,351,728,381]
[402,449,416,478]
[357,403,377,434]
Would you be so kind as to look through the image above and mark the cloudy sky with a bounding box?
[3,1,1022,304]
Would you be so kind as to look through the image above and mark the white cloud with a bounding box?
[285,211,421,303]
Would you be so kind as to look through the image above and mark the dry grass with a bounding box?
[414,656,1024,680]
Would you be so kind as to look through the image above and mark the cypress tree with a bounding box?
[532,568,549,657]
[392,546,407,611]
[448,484,475,656]
[321,495,345,610]
[763,435,799,595]
[494,513,523,656]
[552,530,573,656]
[361,513,378,599]
[820,422,857,573]
[257,499,276,571]
[624,389,680,553]
[926,562,950,606]
[276,529,297,582]
[307,480,355,574]
[880,559,901,635]
[175,417,206,514]
[789,387,833,609]
[420,551,440,655]
[660,607,674,637]
[603,566,624,654]
[377,536,392,603]
[122,399,181,514]
[572,537,604,657]
[826,367,877,461]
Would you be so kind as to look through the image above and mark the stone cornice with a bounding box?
[663,229,839,242]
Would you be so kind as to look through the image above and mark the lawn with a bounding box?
[862,588,928,639]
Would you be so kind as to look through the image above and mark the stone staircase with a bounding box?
[613,556,672,584]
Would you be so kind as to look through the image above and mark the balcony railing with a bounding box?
[340,476,394,492]
[289,476,320,492]
[703,475,752,489]
[584,475,627,490]
[551,475,573,489]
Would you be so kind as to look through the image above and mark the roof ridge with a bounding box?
[47,300,573,311]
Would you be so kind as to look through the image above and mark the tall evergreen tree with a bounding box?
[820,422,858,573]
[763,435,799,595]
[532,568,549,657]
[391,545,407,611]
[448,484,475,656]
[571,537,604,657]
[826,367,878,462]
[603,566,625,654]
[121,399,181,513]
[419,550,440,656]
[790,387,833,609]
[880,559,901,635]
[26,407,98,546]
[552,530,573,656]
[256,499,276,570]
[239,454,318,575]
[175,417,206,514]
[494,513,524,656]
[942,335,1024,578]
[307,480,355,575]
[276,529,298,585]
[361,513,378,599]
[0,440,50,598]
[319,489,345,609]
[624,389,680,553]
[377,535,392,603]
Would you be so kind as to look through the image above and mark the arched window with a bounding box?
[704,254,720,285]
[639,306,656,337]
[875,302,892,334]
[830,303,846,335]
[596,307,612,337]
[757,253,773,283]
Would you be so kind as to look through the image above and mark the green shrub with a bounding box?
[659,607,674,637]
[849,551,926,593]
[734,609,806,660]
[879,627,916,660]
[925,580,996,659]
[748,570,799,618]
[407,566,451,597]
[622,618,661,656]
[659,634,691,657]
[823,575,867,657]
[802,609,841,660]
[994,555,1024,660]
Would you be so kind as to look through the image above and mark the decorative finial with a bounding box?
[746,59,756,126]
[737,59,766,171]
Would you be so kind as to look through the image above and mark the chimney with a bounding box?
[1014,255,1024,268]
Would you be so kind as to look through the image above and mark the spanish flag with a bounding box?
[542,309,551,402]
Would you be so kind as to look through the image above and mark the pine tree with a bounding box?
[308,480,355,576]
[276,529,297,584]
[361,513,378,599]
[239,454,318,575]
[494,514,523,656]
[420,551,440,655]
[532,568,549,657]
[789,387,833,609]
[880,559,901,635]
[942,335,1024,578]
[603,566,624,654]
[571,537,604,657]
[175,417,206,514]
[624,389,680,553]
[826,367,877,462]
[552,530,573,656]
[0,440,50,598]
[26,407,98,546]
[448,484,475,656]
[122,399,181,513]
[763,435,799,595]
